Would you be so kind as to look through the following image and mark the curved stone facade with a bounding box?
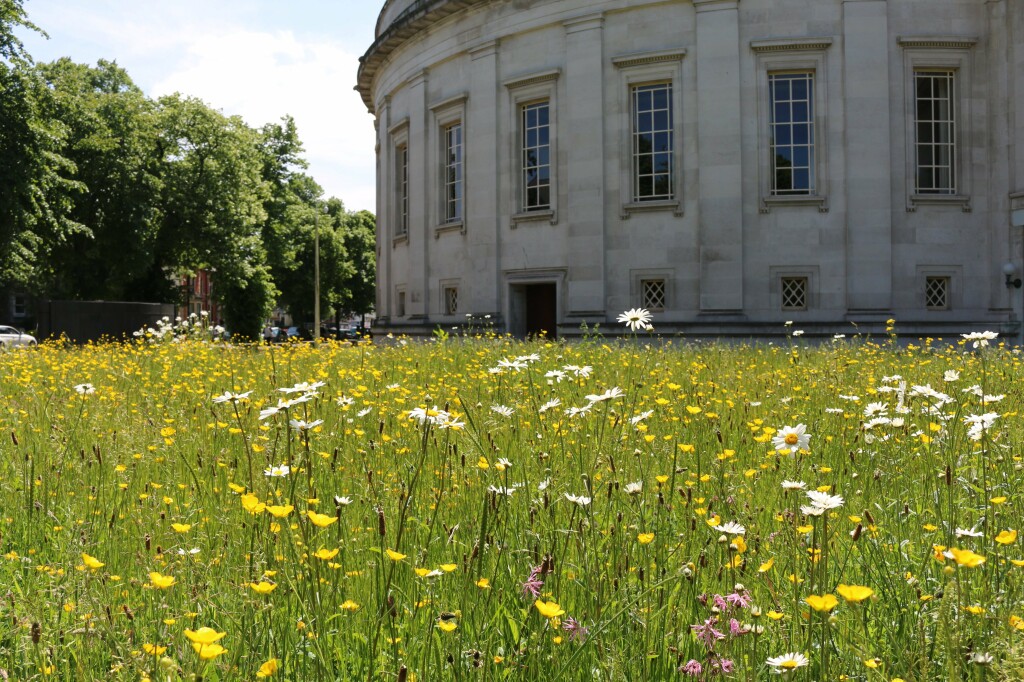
[357,0,1024,339]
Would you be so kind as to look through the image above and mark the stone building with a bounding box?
[357,0,1024,339]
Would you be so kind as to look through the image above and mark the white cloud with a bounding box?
[20,1,378,211]
[151,28,376,210]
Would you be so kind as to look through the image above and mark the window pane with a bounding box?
[914,71,956,194]
[632,84,674,201]
[521,101,551,210]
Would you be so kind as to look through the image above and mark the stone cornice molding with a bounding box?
[358,0,486,112]
[387,116,410,137]
[563,12,604,34]
[503,69,561,90]
[750,37,834,53]
[692,0,739,12]
[612,49,688,69]
[468,39,499,60]
[897,36,979,50]
[429,92,469,113]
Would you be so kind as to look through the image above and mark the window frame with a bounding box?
[504,69,560,228]
[916,265,962,312]
[612,49,686,219]
[388,118,410,243]
[770,265,819,314]
[898,36,977,212]
[429,94,468,235]
[630,269,673,313]
[440,280,460,317]
[751,38,832,214]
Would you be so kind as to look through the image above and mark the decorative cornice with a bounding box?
[897,36,979,50]
[358,0,486,113]
[750,37,834,54]
[563,13,604,34]
[503,69,561,90]
[612,49,687,69]
[692,0,739,12]
[468,39,499,60]
[387,117,410,137]
[429,93,468,113]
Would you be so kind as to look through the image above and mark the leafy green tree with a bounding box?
[0,63,85,292]
[336,206,376,320]
[35,58,162,299]
[155,94,274,336]
[0,0,39,63]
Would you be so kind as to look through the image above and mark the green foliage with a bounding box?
[0,337,1022,680]
[0,5,375,334]
[0,61,87,291]
[337,207,376,317]
[217,262,276,340]
[35,58,163,299]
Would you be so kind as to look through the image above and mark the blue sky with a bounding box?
[17,0,381,211]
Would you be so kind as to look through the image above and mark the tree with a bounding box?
[35,58,163,300]
[0,0,40,64]
[155,94,274,337]
[0,62,85,292]
[336,206,376,320]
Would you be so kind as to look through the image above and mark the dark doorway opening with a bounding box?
[510,282,557,339]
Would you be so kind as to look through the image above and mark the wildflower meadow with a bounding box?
[1,320,1023,681]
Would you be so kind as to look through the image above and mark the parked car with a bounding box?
[0,325,37,348]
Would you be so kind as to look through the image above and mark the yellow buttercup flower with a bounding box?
[436,619,457,632]
[241,493,266,514]
[386,549,407,561]
[534,600,565,619]
[995,529,1018,545]
[836,584,874,603]
[758,558,775,573]
[314,548,339,561]
[142,643,167,656]
[250,581,277,594]
[192,642,228,660]
[439,563,457,572]
[171,523,192,533]
[306,510,337,527]
[804,594,838,612]
[256,658,279,678]
[81,553,104,571]
[948,547,986,568]
[149,572,176,589]
[340,600,360,612]
[266,504,294,519]
[637,532,655,545]
[184,627,226,645]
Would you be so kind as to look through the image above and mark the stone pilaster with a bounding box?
[406,70,429,321]
[693,0,744,312]
[842,0,893,312]
[467,40,501,316]
[564,13,606,317]
[374,107,388,322]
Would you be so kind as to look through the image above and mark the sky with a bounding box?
[16,0,381,212]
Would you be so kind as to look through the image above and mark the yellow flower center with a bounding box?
[785,433,799,445]
[781,661,798,669]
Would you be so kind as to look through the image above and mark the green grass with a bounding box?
[0,329,1022,680]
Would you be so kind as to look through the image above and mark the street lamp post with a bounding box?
[314,207,321,343]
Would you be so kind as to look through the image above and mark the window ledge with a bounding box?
[621,199,682,219]
[760,195,829,213]
[907,194,971,212]
[392,234,408,247]
[511,209,556,228]
[434,221,465,238]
